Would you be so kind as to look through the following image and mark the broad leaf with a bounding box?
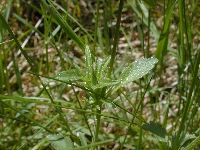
[142,121,167,139]
[78,132,88,148]
[47,69,85,83]
[111,57,158,94]
[47,134,74,150]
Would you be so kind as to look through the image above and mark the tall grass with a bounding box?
[0,0,199,149]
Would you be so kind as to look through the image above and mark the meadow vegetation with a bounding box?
[0,0,199,149]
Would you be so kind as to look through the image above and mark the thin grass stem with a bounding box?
[108,0,124,78]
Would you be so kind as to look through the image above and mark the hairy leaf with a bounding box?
[47,134,74,150]
[85,45,94,84]
[47,69,84,83]
[97,56,111,80]
[111,57,158,94]
[142,121,167,139]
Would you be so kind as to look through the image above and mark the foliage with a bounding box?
[0,0,199,149]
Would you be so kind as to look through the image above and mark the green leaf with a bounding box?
[179,133,196,148]
[129,1,159,40]
[85,45,95,84]
[97,56,111,80]
[111,57,158,94]
[0,13,35,71]
[41,0,85,50]
[13,13,43,37]
[142,121,167,139]
[155,0,173,66]
[73,63,86,77]
[78,132,87,148]
[95,59,102,81]
[47,69,85,83]
[92,78,119,90]
[184,135,200,150]
[47,134,74,150]
[140,0,156,8]
[0,0,11,42]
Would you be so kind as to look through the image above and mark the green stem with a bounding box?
[72,85,93,137]
[146,9,151,58]
[120,78,151,149]
[172,0,186,149]
[93,102,102,149]
[108,0,124,78]
[137,83,143,149]
[173,47,200,150]
[93,0,100,56]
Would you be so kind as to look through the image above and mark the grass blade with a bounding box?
[155,0,174,66]
[41,0,85,50]
[0,13,35,71]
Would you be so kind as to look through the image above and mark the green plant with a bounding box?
[46,45,158,149]
[0,0,199,149]
[41,0,158,149]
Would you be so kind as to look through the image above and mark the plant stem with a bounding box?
[93,102,102,149]
[120,78,151,149]
[108,0,124,78]
[173,46,200,150]
[93,0,100,56]
[146,9,151,58]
